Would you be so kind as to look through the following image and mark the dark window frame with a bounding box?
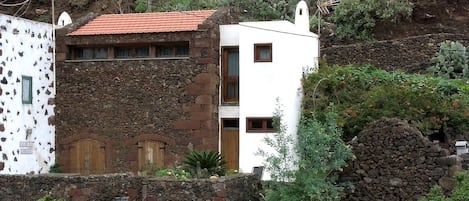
[68,42,189,60]
[246,117,275,133]
[155,42,189,58]
[71,46,109,60]
[254,43,272,62]
[21,75,33,104]
[222,47,239,104]
[114,45,150,59]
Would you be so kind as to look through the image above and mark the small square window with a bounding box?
[22,76,32,104]
[254,43,272,62]
[246,117,275,133]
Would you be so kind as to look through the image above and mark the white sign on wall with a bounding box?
[19,141,34,154]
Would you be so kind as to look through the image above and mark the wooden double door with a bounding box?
[69,139,106,175]
[69,139,165,175]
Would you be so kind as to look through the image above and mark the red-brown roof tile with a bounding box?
[68,10,217,36]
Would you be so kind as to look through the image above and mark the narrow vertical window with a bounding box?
[22,76,32,104]
[222,48,239,103]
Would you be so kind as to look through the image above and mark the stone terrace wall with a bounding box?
[340,118,456,201]
[0,173,261,201]
[322,33,469,73]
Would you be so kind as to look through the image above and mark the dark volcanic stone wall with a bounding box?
[54,10,238,173]
[322,33,469,73]
[0,173,261,201]
[341,118,452,201]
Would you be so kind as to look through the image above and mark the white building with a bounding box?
[0,14,55,174]
[218,1,319,179]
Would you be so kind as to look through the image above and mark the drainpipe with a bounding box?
[52,0,56,96]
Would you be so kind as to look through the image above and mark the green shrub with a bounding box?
[332,0,413,40]
[155,168,191,179]
[303,65,469,140]
[183,150,226,178]
[134,0,147,12]
[37,193,65,201]
[259,108,352,201]
[419,171,469,201]
[49,163,63,173]
[428,41,469,79]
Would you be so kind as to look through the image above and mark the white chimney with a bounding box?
[294,0,310,32]
[57,11,72,28]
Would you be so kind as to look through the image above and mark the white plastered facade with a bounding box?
[219,1,319,179]
[0,14,55,174]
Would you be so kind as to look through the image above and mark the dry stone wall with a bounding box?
[322,33,469,73]
[340,118,455,201]
[0,173,261,201]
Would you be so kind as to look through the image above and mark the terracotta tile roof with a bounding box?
[68,10,217,36]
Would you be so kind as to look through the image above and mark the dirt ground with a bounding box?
[1,0,468,44]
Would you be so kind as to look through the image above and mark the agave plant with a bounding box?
[183,150,227,178]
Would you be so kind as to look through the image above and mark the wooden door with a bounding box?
[138,141,165,171]
[221,119,239,170]
[70,139,105,175]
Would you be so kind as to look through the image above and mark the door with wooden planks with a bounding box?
[221,119,239,170]
[137,140,165,171]
[69,139,106,175]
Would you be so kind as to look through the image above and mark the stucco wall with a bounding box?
[0,14,55,174]
[219,20,319,179]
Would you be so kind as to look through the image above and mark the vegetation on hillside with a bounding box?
[303,64,469,141]
[332,0,413,40]
[134,0,414,40]
[419,171,469,201]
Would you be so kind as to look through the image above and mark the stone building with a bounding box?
[55,1,319,177]
[55,9,238,174]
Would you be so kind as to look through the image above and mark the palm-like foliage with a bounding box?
[183,150,227,178]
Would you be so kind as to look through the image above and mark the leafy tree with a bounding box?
[332,0,413,40]
[428,41,469,79]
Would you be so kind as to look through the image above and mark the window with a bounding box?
[246,118,275,132]
[156,43,189,58]
[73,47,108,60]
[222,48,239,103]
[115,46,149,58]
[21,76,32,104]
[254,43,272,62]
[69,42,189,60]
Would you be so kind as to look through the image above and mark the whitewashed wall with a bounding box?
[0,14,55,174]
[220,17,318,179]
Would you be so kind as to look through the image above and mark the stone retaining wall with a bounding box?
[0,173,261,201]
[321,33,469,73]
[340,118,458,201]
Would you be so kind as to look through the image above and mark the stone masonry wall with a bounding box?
[322,33,469,73]
[54,10,238,173]
[0,173,262,201]
[340,118,457,201]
